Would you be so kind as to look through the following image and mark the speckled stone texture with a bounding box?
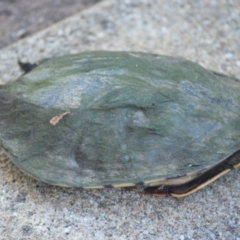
[0,0,240,239]
[0,0,101,48]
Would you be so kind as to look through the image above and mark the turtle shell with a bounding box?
[0,51,239,197]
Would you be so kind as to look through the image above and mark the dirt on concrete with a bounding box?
[0,0,101,49]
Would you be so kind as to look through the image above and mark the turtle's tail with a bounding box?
[18,58,48,74]
[18,59,37,73]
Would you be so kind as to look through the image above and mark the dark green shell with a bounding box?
[0,51,240,192]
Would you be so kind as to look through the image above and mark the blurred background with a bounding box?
[0,0,101,48]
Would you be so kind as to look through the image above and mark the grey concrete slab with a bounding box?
[0,0,240,239]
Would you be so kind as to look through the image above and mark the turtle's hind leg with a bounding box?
[140,150,240,197]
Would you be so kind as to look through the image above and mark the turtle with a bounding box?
[0,51,239,197]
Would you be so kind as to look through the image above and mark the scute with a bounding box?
[0,51,240,195]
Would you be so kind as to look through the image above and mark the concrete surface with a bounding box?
[0,0,240,239]
[0,0,101,48]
